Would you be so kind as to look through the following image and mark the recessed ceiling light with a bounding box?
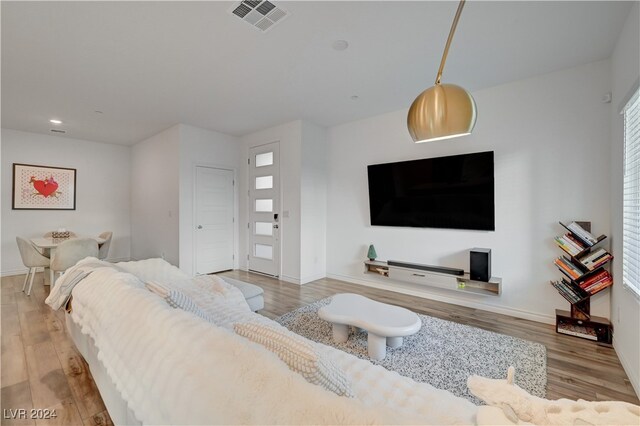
[332,40,349,51]
[49,119,62,125]
[350,95,359,101]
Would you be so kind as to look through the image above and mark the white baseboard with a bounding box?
[280,274,301,285]
[300,272,326,285]
[613,336,640,398]
[326,272,556,325]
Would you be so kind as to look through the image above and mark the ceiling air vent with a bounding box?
[229,0,289,33]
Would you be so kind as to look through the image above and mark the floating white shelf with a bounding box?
[364,260,501,297]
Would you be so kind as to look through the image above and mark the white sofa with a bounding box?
[54,258,639,425]
[222,276,265,311]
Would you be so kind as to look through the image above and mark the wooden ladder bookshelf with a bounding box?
[551,221,613,344]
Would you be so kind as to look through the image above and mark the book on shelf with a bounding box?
[564,233,587,251]
[566,222,598,246]
[585,279,613,294]
[551,279,583,303]
[551,281,574,303]
[557,320,598,341]
[581,252,612,271]
[573,270,613,294]
[579,247,610,264]
[554,256,582,279]
[577,248,612,272]
[577,269,609,288]
[584,275,613,293]
[554,235,583,256]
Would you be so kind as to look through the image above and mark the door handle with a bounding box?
[197,225,203,229]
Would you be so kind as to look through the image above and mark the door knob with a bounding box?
[197,225,203,229]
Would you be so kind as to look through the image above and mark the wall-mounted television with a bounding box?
[367,151,495,231]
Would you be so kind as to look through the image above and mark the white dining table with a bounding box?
[30,236,107,286]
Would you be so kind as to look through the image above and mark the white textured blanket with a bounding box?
[45,258,118,310]
[69,267,436,424]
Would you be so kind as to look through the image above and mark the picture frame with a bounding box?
[12,163,76,210]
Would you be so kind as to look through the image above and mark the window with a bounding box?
[623,88,640,296]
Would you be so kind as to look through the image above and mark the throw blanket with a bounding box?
[46,257,250,314]
[114,257,251,316]
[68,267,435,425]
[45,257,118,310]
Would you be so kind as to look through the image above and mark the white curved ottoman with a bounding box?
[318,293,422,360]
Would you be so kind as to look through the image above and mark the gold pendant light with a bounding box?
[407,0,477,143]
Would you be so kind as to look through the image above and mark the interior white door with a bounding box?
[248,142,280,276]
[195,166,234,275]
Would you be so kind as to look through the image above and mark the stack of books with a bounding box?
[554,257,583,279]
[554,233,586,256]
[579,248,613,271]
[577,269,613,294]
[551,279,584,304]
[557,319,597,341]
[566,222,598,246]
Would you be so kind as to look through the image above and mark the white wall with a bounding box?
[1,128,131,274]
[178,124,241,276]
[240,121,303,283]
[610,2,640,397]
[326,60,612,323]
[300,121,327,283]
[130,125,180,265]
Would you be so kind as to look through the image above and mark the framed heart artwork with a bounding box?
[12,163,76,210]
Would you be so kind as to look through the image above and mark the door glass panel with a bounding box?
[255,222,273,236]
[255,244,273,259]
[255,175,273,190]
[255,199,273,212]
[255,152,273,167]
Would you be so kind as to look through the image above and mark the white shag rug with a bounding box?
[276,297,547,405]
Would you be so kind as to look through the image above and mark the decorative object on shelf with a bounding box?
[387,260,464,276]
[51,230,70,239]
[550,221,613,344]
[367,244,377,261]
[375,268,388,277]
[12,163,76,210]
[407,0,477,143]
[470,248,491,282]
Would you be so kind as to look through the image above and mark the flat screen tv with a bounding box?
[367,151,495,231]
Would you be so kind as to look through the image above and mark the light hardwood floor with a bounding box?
[1,270,638,426]
[1,273,112,426]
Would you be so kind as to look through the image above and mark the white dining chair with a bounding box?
[50,238,99,285]
[16,237,51,296]
[97,231,113,260]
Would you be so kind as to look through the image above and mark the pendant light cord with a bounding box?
[435,0,466,85]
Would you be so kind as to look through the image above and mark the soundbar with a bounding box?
[387,260,465,276]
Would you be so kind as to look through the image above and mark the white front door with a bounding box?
[195,166,234,275]
[248,142,280,276]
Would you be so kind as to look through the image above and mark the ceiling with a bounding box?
[1,1,633,145]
